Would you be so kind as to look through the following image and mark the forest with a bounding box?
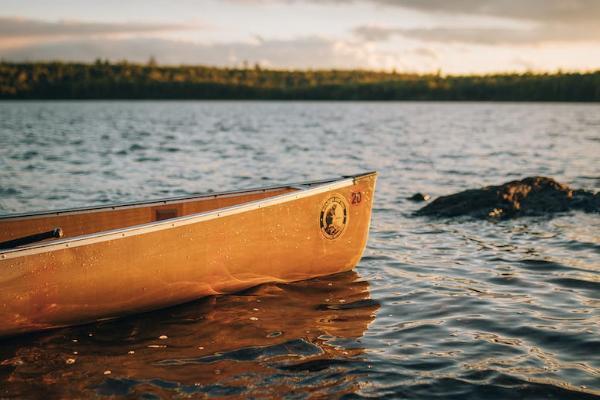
[1,61,598,101]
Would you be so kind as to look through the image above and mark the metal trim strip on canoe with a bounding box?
[0,177,355,260]
[0,186,289,221]
[0,172,375,222]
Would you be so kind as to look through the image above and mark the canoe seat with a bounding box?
[155,209,178,221]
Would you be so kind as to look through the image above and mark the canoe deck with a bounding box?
[0,172,377,337]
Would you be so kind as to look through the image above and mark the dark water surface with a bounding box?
[0,101,599,399]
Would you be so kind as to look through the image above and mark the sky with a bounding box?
[1,0,599,74]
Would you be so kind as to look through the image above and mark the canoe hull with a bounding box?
[0,173,376,337]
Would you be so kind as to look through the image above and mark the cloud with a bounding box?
[232,0,600,45]
[0,17,189,39]
[413,47,437,59]
[367,0,600,23]
[0,36,368,68]
[3,28,599,74]
[0,35,440,71]
[237,0,600,23]
[353,23,600,45]
[353,26,397,42]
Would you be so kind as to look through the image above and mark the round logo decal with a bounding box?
[320,195,348,239]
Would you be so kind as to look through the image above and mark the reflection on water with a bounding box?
[0,272,378,398]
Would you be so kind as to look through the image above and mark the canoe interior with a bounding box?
[0,186,299,247]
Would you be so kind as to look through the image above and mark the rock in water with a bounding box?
[416,176,599,219]
[408,193,430,202]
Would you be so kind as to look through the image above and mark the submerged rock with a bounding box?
[408,193,430,202]
[416,176,599,219]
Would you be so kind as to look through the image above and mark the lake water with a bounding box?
[0,101,599,398]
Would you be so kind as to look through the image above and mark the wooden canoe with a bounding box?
[0,172,377,337]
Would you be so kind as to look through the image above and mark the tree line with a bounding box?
[0,61,598,101]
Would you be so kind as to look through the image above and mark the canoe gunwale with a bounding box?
[0,172,376,260]
[0,171,375,222]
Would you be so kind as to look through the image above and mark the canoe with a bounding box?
[0,172,377,337]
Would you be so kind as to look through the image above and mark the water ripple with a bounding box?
[1,101,599,398]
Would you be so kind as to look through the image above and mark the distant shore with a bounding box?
[1,61,598,101]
